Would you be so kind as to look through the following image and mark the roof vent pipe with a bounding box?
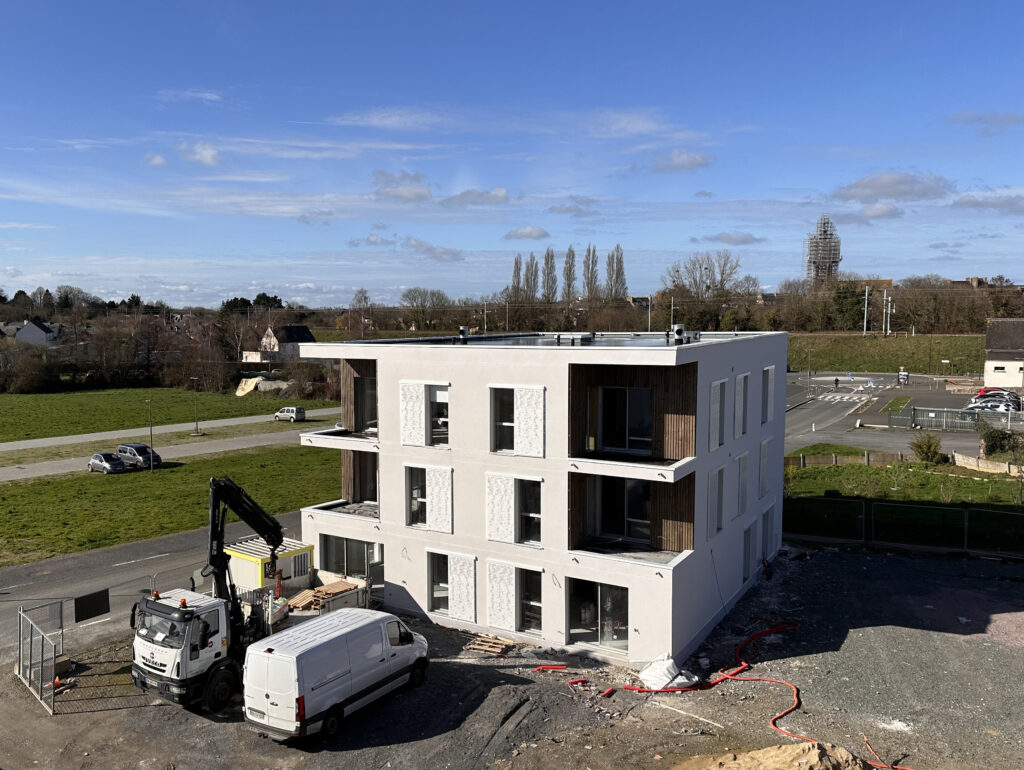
[458,326,469,344]
[670,324,688,345]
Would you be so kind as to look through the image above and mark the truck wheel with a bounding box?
[321,707,343,740]
[203,668,236,713]
[409,660,427,688]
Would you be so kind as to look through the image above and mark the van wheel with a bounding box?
[203,668,236,713]
[290,416,295,422]
[321,707,343,741]
[409,660,427,688]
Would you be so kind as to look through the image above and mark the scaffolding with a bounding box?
[805,215,842,285]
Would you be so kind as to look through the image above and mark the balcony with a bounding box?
[300,426,379,452]
[304,498,380,520]
[568,362,696,481]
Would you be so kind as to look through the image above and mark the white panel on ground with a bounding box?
[486,561,516,631]
[485,474,515,543]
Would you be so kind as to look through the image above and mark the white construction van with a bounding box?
[243,608,428,740]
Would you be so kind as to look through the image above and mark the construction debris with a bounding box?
[286,579,359,612]
[462,634,512,656]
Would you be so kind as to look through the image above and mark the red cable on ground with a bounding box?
[533,664,566,671]
[567,678,588,685]
[623,623,918,770]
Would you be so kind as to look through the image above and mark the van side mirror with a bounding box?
[129,602,138,629]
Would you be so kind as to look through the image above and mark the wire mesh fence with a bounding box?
[17,601,64,715]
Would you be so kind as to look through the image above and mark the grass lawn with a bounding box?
[0,388,338,442]
[789,334,984,375]
[786,443,865,457]
[0,445,341,567]
[880,396,911,414]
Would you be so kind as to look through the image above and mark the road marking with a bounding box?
[653,701,725,729]
[0,583,23,592]
[78,617,111,628]
[112,553,169,567]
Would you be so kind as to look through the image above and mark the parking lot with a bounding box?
[3,545,1021,770]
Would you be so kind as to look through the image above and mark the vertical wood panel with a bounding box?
[650,473,694,551]
[340,360,356,430]
[340,449,354,501]
[567,473,587,550]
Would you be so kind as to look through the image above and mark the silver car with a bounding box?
[88,452,127,474]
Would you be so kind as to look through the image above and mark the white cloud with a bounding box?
[695,190,714,198]
[373,169,430,201]
[952,193,1024,215]
[833,172,954,202]
[929,241,966,249]
[403,236,463,262]
[180,141,221,166]
[196,171,290,183]
[948,110,1024,136]
[860,202,904,219]
[0,222,55,229]
[441,187,508,206]
[504,225,550,240]
[703,232,764,245]
[348,233,397,247]
[157,89,223,106]
[652,149,714,173]
[588,109,668,139]
[145,153,167,166]
[327,107,448,131]
[371,222,388,230]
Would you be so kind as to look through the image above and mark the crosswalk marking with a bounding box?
[820,393,869,403]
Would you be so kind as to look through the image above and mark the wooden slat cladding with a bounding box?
[340,358,376,430]
[340,449,354,501]
[650,473,694,551]
[567,472,588,550]
[568,363,697,460]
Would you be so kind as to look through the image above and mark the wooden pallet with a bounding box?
[464,638,510,655]
[287,589,315,610]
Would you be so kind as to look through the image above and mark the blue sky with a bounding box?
[1,2,1022,307]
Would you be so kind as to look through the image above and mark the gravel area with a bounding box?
[2,546,1021,769]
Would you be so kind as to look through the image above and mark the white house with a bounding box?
[242,325,316,363]
[983,318,1024,390]
[295,328,787,666]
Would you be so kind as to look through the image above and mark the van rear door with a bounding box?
[244,650,298,734]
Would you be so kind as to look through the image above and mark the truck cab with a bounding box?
[131,589,234,708]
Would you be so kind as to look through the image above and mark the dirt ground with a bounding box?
[2,545,1022,770]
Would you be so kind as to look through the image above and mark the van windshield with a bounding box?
[136,609,188,649]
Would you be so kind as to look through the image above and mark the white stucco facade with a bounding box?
[296,330,787,666]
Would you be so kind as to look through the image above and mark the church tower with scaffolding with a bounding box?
[805,215,841,285]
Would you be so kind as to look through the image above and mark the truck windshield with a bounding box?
[136,609,188,649]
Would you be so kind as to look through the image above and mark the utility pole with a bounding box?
[862,286,870,335]
[483,301,487,334]
[881,289,887,337]
[505,301,509,331]
[887,297,895,336]
[670,296,675,326]
[647,296,652,332]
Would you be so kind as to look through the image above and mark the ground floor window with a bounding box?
[429,552,449,615]
[567,578,628,651]
[319,535,383,580]
[517,569,542,634]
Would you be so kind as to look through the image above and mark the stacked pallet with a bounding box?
[287,580,359,611]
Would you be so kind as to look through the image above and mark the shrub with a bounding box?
[910,432,944,463]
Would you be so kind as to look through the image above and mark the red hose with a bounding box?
[567,678,588,685]
[623,622,918,770]
[599,687,615,697]
[533,665,566,671]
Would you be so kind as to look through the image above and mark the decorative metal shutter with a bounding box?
[486,561,516,631]
[485,474,515,543]
[514,387,545,458]
[400,382,426,446]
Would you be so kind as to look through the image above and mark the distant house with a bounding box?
[242,325,317,363]
[984,318,1024,389]
[3,319,58,347]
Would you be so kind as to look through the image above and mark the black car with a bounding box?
[87,452,127,474]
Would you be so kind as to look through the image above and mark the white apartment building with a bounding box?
[296,328,787,665]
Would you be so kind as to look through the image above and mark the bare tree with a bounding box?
[523,253,539,302]
[582,244,600,304]
[351,288,371,337]
[510,254,523,302]
[663,250,741,302]
[561,245,577,304]
[541,248,558,303]
[604,244,628,300]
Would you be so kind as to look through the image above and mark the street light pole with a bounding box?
[145,399,154,471]
[191,377,201,436]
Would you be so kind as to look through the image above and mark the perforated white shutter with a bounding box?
[448,554,476,622]
[426,466,453,533]
[514,387,545,458]
[486,561,516,631]
[709,382,721,452]
[399,382,426,445]
[485,474,515,543]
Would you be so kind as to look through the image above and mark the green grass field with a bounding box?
[0,388,338,442]
[788,334,984,375]
[880,396,911,414]
[786,443,865,457]
[788,463,1023,504]
[0,445,340,567]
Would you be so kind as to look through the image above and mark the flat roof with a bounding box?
[309,330,779,350]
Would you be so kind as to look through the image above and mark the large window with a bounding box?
[599,386,653,455]
[491,388,515,452]
[735,453,748,519]
[428,553,449,615]
[428,385,449,446]
[355,377,378,432]
[319,535,382,579]
[407,466,427,527]
[516,479,542,545]
[734,373,749,439]
[707,467,724,538]
[710,379,726,451]
[599,476,650,541]
[517,569,542,634]
[568,579,628,651]
[761,366,775,425]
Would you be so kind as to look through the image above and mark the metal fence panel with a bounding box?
[782,497,864,540]
[871,502,966,549]
[966,508,1024,555]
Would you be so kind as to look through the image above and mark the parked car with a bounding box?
[969,394,1020,406]
[273,406,306,422]
[116,443,162,470]
[965,401,1019,413]
[976,387,1015,397]
[87,452,127,474]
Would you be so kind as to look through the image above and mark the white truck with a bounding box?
[243,608,429,740]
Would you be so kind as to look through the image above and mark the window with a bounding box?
[736,453,748,518]
[492,388,515,452]
[568,578,628,651]
[407,467,427,526]
[516,479,542,545]
[761,366,775,424]
[710,379,726,451]
[387,620,411,646]
[734,373,749,439]
[707,467,724,538]
[759,439,771,498]
[995,366,1006,373]
[428,385,449,446]
[517,569,542,634]
[599,476,651,541]
[428,553,449,615]
[355,377,378,432]
[598,386,653,455]
[292,550,310,578]
[319,536,382,579]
